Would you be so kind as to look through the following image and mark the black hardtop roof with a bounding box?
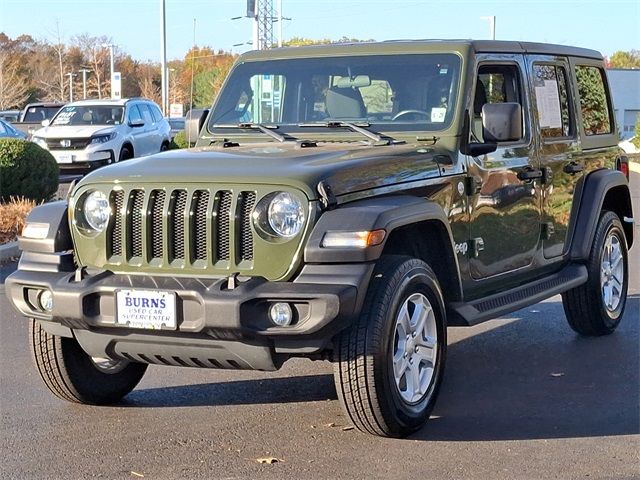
[239,39,603,61]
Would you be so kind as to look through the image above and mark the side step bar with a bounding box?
[448,263,588,326]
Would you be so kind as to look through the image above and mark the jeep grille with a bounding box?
[106,187,257,268]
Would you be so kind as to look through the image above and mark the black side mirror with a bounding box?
[185,108,209,146]
[482,102,522,143]
[129,119,145,128]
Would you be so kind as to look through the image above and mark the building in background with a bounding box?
[607,69,640,139]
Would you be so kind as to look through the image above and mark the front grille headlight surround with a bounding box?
[74,189,111,234]
[253,191,306,242]
[32,136,48,150]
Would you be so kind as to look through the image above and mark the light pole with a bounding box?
[79,68,91,99]
[160,0,168,115]
[480,16,496,40]
[66,73,77,102]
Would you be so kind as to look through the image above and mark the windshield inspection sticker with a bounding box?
[431,108,447,123]
[535,79,562,128]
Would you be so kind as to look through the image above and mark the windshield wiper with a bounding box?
[298,121,402,145]
[215,123,296,143]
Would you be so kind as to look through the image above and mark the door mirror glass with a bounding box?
[482,102,522,142]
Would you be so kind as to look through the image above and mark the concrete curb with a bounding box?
[0,241,20,263]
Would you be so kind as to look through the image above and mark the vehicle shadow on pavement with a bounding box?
[413,295,639,442]
[125,373,338,407]
[125,296,638,442]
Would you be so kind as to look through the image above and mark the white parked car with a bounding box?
[618,136,639,154]
[32,98,172,170]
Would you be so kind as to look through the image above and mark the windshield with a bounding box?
[51,105,124,126]
[209,53,461,133]
[23,106,62,122]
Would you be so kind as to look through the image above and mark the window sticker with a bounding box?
[535,79,562,129]
[54,110,77,125]
[431,107,447,123]
[314,102,326,112]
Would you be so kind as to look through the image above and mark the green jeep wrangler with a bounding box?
[7,40,633,438]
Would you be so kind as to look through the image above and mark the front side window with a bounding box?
[473,64,525,142]
[51,106,124,126]
[127,105,143,124]
[575,65,612,136]
[209,54,461,133]
[532,64,572,138]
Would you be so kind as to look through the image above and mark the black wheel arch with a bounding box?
[303,195,463,303]
[569,169,633,261]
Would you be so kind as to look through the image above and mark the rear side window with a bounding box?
[149,104,164,122]
[138,104,155,124]
[532,64,572,138]
[575,66,612,136]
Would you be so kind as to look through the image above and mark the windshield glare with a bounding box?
[209,54,460,133]
[51,106,124,126]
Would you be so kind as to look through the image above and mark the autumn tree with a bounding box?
[608,50,640,69]
[0,50,29,108]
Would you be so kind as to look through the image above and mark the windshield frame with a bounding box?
[207,52,464,138]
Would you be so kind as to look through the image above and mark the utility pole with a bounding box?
[66,73,77,102]
[277,0,283,47]
[79,69,91,99]
[160,0,168,115]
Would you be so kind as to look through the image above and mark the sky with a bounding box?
[1,0,639,61]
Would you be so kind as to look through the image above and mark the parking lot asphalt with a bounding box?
[0,172,638,480]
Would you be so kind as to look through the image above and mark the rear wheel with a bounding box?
[29,320,147,405]
[333,255,447,437]
[562,211,629,336]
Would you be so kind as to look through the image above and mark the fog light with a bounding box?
[269,302,293,326]
[38,289,53,312]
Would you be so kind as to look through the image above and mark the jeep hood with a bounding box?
[79,142,446,200]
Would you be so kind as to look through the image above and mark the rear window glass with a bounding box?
[575,66,612,136]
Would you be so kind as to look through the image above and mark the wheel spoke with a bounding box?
[394,354,409,379]
[411,296,431,335]
[397,303,411,334]
[603,283,613,308]
[414,344,435,367]
[407,361,423,399]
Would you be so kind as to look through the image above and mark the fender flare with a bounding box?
[18,200,72,254]
[304,194,460,267]
[569,169,633,261]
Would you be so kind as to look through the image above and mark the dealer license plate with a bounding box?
[115,289,176,330]
[57,153,73,163]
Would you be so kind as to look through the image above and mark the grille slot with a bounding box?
[238,191,256,261]
[108,190,125,257]
[128,190,145,258]
[169,190,188,261]
[215,191,233,261]
[192,190,210,261]
[149,190,166,260]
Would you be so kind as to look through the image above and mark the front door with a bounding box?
[467,55,542,280]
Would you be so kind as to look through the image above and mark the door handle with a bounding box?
[517,167,543,181]
[563,162,583,175]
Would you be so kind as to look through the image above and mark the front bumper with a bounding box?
[6,254,361,369]
[49,148,113,168]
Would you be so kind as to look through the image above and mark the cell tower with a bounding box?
[247,0,281,50]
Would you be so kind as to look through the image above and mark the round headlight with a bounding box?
[267,192,305,238]
[82,191,110,232]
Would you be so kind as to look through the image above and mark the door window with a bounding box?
[128,105,143,124]
[575,66,612,136]
[532,64,573,138]
[473,64,525,142]
[138,104,155,125]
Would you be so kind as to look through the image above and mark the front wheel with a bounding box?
[29,320,147,405]
[333,255,447,437]
[562,211,629,336]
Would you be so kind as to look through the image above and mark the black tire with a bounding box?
[29,319,147,405]
[160,142,169,152]
[118,145,133,161]
[562,211,629,336]
[333,255,447,437]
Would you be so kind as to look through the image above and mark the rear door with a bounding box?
[527,56,579,258]
[126,104,150,156]
[466,54,542,280]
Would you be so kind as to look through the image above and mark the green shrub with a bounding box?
[633,115,640,148]
[170,130,189,150]
[0,138,59,203]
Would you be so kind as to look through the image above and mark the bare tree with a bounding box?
[139,75,161,105]
[73,34,111,99]
[0,51,30,109]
